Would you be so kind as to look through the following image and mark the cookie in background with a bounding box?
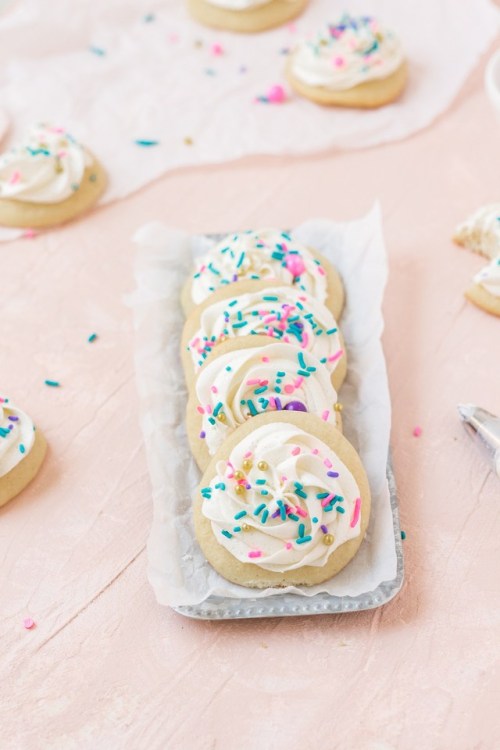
[187,0,308,33]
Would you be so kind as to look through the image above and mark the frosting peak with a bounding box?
[455,204,500,260]
[0,124,93,204]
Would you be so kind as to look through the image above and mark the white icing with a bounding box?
[190,229,329,307]
[474,256,500,298]
[187,286,343,374]
[196,342,339,455]
[291,14,404,91]
[0,123,92,204]
[0,397,35,478]
[200,422,362,572]
[455,204,500,260]
[204,0,271,9]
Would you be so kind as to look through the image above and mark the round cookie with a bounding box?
[187,340,342,470]
[465,257,500,317]
[286,15,407,109]
[0,397,47,508]
[453,204,500,260]
[181,228,344,318]
[181,279,346,390]
[187,0,308,34]
[194,411,371,588]
[0,123,106,228]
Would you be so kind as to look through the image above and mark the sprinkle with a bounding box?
[248,550,262,558]
[296,536,312,545]
[320,524,328,534]
[23,617,35,630]
[215,482,226,490]
[211,385,218,394]
[261,509,269,524]
[327,470,339,478]
[88,333,98,343]
[295,506,307,518]
[291,446,301,456]
[134,139,159,147]
[324,458,333,468]
[213,402,223,417]
[247,399,258,416]
[261,356,269,363]
[288,513,299,522]
[44,380,60,387]
[233,526,242,533]
[89,45,106,56]
[22,229,37,239]
[211,42,224,56]
[328,349,344,363]
[254,503,266,516]
[321,410,329,422]
[19,444,25,454]
[221,530,233,539]
[263,295,279,302]
[199,431,206,439]
[234,510,247,520]
[232,321,248,329]
[143,13,155,22]
[413,426,422,437]
[196,406,205,414]
[401,530,407,540]
[336,506,345,514]
[256,479,266,485]
[9,170,21,185]
[298,523,305,538]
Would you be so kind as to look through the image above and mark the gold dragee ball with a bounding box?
[233,470,244,481]
[235,484,245,495]
[323,534,334,546]
[257,460,268,471]
[217,412,227,423]
[241,523,250,531]
[334,402,343,413]
[242,459,253,472]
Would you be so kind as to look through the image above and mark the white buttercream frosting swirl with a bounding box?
[187,286,343,373]
[204,0,271,9]
[190,229,329,307]
[291,14,404,91]
[200,422,362,572]
[0,123,93,204]
[196,342,339,455]
[0,396,36,478]
[455,204,500,260]
[474,256,500,298]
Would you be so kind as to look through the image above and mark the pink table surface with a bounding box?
[1,38,500,750]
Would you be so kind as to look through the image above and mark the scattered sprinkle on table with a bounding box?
[22,228,37,239]
[401,530,406,540]
[88,333,98,343]
[44,380,60,388]
[256,84,287,104]
[143,13,155,22]
[89,45,106,57]
[134,139,159,147]
[413,426,422,437]
[211,43,224,56]
[184,137,193,146]
[23,617,35,630]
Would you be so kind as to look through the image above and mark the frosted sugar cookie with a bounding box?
[0,123,106,228]
[286,14,407,108]
[0,396,47,508]
[465,256,500,317]
[194,412,370,588]
[181,279,346,390]
[187,340,342,469]
[187,0,308,34]
[182,228,344,317]
[454,204,500,260]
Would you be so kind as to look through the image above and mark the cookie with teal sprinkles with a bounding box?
[181,278,347,391]
[0,395,47,508]
[181,228,344,318]
[186,340,343,470]
[194,411,371,588]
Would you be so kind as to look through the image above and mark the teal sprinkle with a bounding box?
[296,489,307,499]
[297,369,310,378]
[262,295,279,301]
[228,299,238,307]
[296,536,312,545]
[260,489,269,496]
[221,530,233,539]
[256,479,266,485]
[213,402,223,417]
[317,492,330,499]
[233,526,242,533]
[277,500,286,521]
[259,399,269,410]
[261,509,269,524]
[89,45,106,56]
[232,321,248,329]
[236,252,245,268]
[326,328,338,335]
[288,513,299,522]
[247,400,258,416]
[276,371,286,377]
[297,351,307,369]
[320,357,327,364]
[240,400,246,405]
[0,428,9,438]
[296,302,304,310]
[234,510,247,519]
[271,251,285,261]
[225,366,232,372]
[275,386,281,393]
[88,333,97,343]
[315,330,323,337]
[208,417,216,425]
[134,139,159,147]
[237,311,243,321]
[312,517,318,523]
[307,366,316,372]
[254,385,267,395]
[298,523,305,538]
[44,380,60,387]
[304,313,314,319]
[401,530,407,540]
[336,506,346,514]
[254,503,266,516]
[208,263,220,275]
[214,482,226,490]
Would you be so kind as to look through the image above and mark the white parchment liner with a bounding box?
[131,205,396,606]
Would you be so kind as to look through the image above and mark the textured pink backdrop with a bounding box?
[1,37,499,750]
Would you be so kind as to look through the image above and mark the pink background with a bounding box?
[1,41,500,750]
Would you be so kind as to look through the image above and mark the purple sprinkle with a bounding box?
[320,525,328,534]
[284,400,307,412]
[8,424,13,430]
[327,471,339,478]
[232,274,238,282]
[275,397,282,410]
[8,416,19,421]
[246,483,251,489]
[199,431,206,439]
[271,509,281,518]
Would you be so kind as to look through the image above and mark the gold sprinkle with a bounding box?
[235,484,245,495]
[194,39,203,48]
[323,534,334,546]
[242,459,253,472]
[233,470,244,481]
[184,137,193,146]
[257,460,268,471]
[54,162,63,174]
[217,412,226,423]
[334,402,343,412]
[241,523,250,531]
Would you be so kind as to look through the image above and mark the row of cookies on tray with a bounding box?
[181,228,371,588]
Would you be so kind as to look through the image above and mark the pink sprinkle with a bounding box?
[285,254,306,277]
[248,550,262,559]
[196,406,205,414]
[413,426,422,437]
[206,405,212,414]
[211,386,218,394]
[246,378,261,386]
[328,349,344,363]
[294,377,304,388]
[168,33,179,43]
[261,356,269,363]
[267,84,287,104]
[191,337,200,347]
[317,266,325,276]
[287,22,297,33]
[9,170,21,185]
[244,451,252,458]
[263,315,277,324]
[268,397,276,408]
[324,458,332,468]
[284,384,294,394]
[285,542,293,550]
[267,327,274,337]
[333,56,345,68]
[23,618,35,630]
[57,150,67,158]
[22,229,37,239]
[351,498,361,528]
[301,332,309,348]
[312,448,319,455]
[211,42,224,56]
[295,506,307,518]
[321,494,335,507]
[321,410,330,422]
[291,446,301,456]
